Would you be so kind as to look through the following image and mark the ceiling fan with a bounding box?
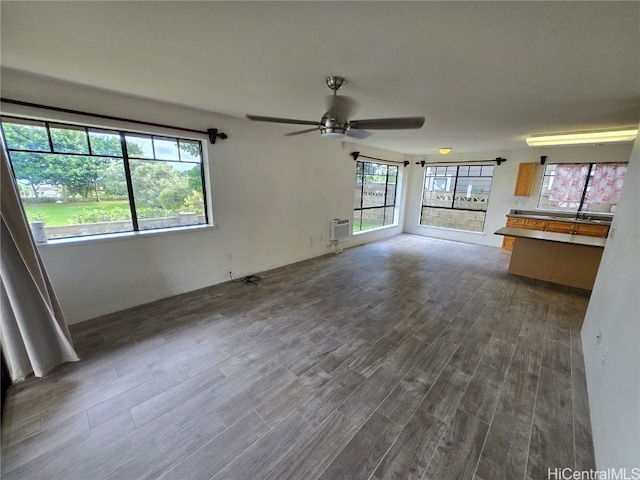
[246,76,425,139]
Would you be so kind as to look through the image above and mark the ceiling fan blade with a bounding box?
[348,116,425,130]
[325,95,357,123]
[246,114,321,126]
[284,127,321,137]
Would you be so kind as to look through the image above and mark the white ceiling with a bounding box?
[1,1,639,155]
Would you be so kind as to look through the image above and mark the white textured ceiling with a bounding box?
[1,1,639,155]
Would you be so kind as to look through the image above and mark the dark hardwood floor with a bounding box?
[0,234,595,479]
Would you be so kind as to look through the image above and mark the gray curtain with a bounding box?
[1,147,79,382]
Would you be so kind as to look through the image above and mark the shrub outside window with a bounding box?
[537,162,627,214]
[420,164,494,232]
[1,116,208,240]
[353,160,398,233]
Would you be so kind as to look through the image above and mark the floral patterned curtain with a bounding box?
[585,163,627,204]
[550,164,589,203]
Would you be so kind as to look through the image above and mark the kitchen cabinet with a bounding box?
[495,227,605,290]
[502,215,609,249]
[514,162,537,196]
[523,217,546,229]
[574,223,609,237]
[545,220,575,234]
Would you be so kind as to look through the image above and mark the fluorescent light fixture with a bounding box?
[438,147,452,155]
[526,128,638,147]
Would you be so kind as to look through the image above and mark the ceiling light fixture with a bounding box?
[526,128,638,147]
[438,147,452,155]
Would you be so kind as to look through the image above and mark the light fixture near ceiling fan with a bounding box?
[246,76,425,139]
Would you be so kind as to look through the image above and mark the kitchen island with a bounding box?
[495,226,606,290]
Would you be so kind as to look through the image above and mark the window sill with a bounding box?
[352,224,398,236]
[417,224,487,235]
[35,223,217,249]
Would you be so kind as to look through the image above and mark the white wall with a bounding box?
[403,145,633,247]
[581,131,640,469]
[1,70,402,324]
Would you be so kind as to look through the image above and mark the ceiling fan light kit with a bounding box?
[247,75,425,139]
[525,128,638,147]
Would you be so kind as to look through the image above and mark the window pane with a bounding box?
[362,180,385,207]
[2,118,50,152]
[361,207,385,230]
[130,160,206,231]
[453,176,492,210]
[481,165,495,176]
[468,166,481,176]
[458,166,469,176]
[153,137,180,161]
[354,178,363,209]
[179,140,202,162]
[420,206,487,232]
[9,153,133,239]
[50,124,89,154]
[89,129,123,156]
[584,162,627,207]
[384,206,395,225]
[386,182,396,205]
[352,211,362,233]
[125,134,154,159]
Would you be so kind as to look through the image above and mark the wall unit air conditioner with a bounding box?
[330,218,351,241]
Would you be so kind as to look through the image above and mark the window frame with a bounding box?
[353,159,399,233]
[419,163,495,232]
[1,115,210,241]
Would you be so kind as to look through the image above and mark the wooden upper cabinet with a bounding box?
[514,162,537,196]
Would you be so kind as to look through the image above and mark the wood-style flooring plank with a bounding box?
[264,410,359,480]
[475,410,531,480]
[373,408,445,480]
[317,411,403,480]
[157,411,269,480]
[210,411,315,480]
[423,408,489,480]
[419,365,472,424]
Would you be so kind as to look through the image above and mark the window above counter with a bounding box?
[537,162,627,215]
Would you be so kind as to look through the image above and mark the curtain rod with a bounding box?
[416,157,507,167]
[350,151,410,167]
[0,98,228,144]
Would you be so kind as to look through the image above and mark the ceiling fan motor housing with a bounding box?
[321,115,347,137]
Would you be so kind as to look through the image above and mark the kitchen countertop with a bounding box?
[495,227,607,248]
[506,210,612,226]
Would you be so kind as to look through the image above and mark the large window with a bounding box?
[420,164,494,232]
[1,116,208,240]
[537,162,627,214]
[353,160,398,233]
